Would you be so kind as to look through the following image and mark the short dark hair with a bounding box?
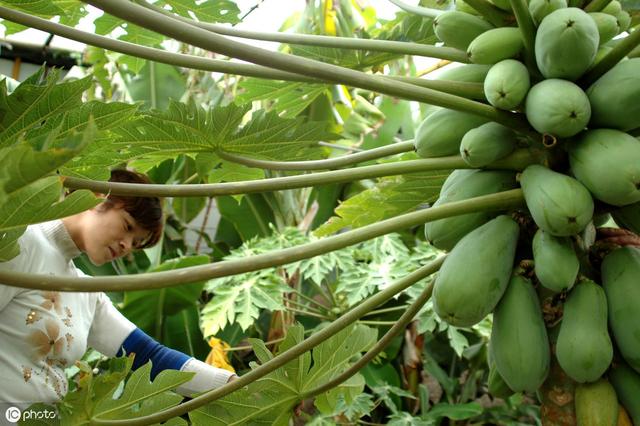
[101,169,163,249]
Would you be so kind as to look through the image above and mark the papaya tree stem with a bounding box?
[82,0,531,131]
[509,0,539,76]
[63,149,535,197]
[580,28,640,86]
[216,141,415,171]
[463,0,514,27]
[89,257,445,426]
[135,0,464,61]
[0,189,524,292]
[386,0,445,18]
[583,0,613,12]
[302,281,434,399]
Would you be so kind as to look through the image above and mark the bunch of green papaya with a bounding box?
[415,0,640,419]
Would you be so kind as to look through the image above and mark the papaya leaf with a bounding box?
[56,1,89,28]
[0,226,25,262]
[94,362,194,420]
[236,80,330,118]
[112,101,331,165]
[122,62,187,111]
[27,101,138,141]
[0,70,92,147]
[200,271,291,336]
[0,176,100,231]
[314,163,450,236]
[121,255,210,339]
[0,0,63,16]
[190,324,376,426]
[314,374,366,415]
[0,118,93,195]
[160,0,241,24]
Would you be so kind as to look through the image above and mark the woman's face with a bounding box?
[82,205,151,266]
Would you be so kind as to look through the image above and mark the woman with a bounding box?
[0,169,236,406]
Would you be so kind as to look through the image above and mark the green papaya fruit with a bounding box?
[415,108,489,158]
[616,10,631,32]
[611,202,640,233]
[439,169,479,195]
[488,352,514,398]
[436,63,492,83]
[525,79,591,138]
[521,165,594,236]
[535,8,599,80]
[589,12,620,45]
[609,362,640,425]
[434,11,494,50]
[556,280,613,383]
[618,405,633,426]
[602,247,640,373]
[433,215,519,327]
[575,379,619,426]
[460,122,516,167]
[533,229,579,292]
[425,170,518,250]
[587,58,640,131]
[529,0,568,26]
[455,0,481,15]
[484,59,530,110]
[491,275,550,392]
[569,129,640,206]
[601,0,621,15]
[467,27,524,65]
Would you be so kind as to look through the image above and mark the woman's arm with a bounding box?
[87,291,237,396]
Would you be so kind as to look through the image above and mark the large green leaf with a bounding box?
[315,165,449,236]
[121,255,210,340]
[0,176,100,231]
[57,355,191,423]
[0,69,92,146]
[123,62,187,111]
[95,363,193,420]
[189,324,376,426]
[236,80,331,118]
[0,119,93,195]
[112,102,332,171]
[201,271,291,336]
[161,0,241,24]
[0,226,24,262]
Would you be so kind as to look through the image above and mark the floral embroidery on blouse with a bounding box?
[65,333,73,350]
[40,291,63,315]
[28,319,65,359]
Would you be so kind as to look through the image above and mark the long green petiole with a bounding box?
[583,0,613,12]
[217,141,415,171]
[509,0,538,74]
[83,0,531,131]
[302,281,434,399]
[580,28,640,86]
[0,189,524,292]
[135,0,464,61]
[90,256,446,425]
[62,149,537,197]
[387,0,446,18]
[464,0,514,27]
